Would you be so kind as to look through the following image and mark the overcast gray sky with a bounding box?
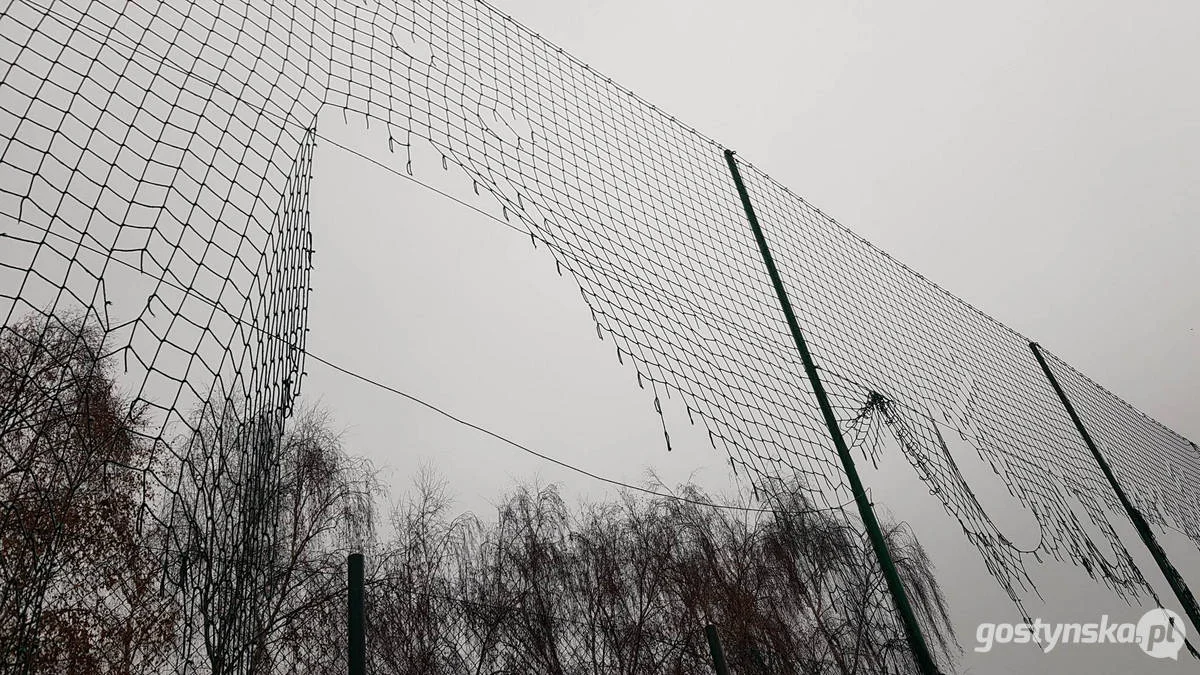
[293,1,1200,673]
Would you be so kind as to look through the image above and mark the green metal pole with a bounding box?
[1030,342,1200,652]
[348,552,365,675]
[705,624,731,675]
[723,149,939,675]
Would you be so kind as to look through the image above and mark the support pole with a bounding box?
[705,624,730,675]
[723,149,939,675]
[1030,342,1200,648]
[348,552,365,675]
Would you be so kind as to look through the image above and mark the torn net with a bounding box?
[2,0,1197,661]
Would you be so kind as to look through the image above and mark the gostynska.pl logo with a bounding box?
[974,608,1186,660]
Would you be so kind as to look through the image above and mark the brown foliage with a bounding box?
[1,312,955,673]
[0,315,176,673]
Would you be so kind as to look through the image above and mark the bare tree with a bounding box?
[369,466,482,674]
[1,311,953,673]
[165,399,376,673]
[0,314,176,673]
[758,478,958,674]
[368,473,958,674]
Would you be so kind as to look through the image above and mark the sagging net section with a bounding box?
[1,0,1197,661]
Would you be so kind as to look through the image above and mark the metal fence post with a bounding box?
[1030,342,1200,657]
[348,552,365,675]
[705,624,730,675]
[723,148,939,675]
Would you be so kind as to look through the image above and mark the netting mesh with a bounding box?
[733,162,1180,605]
[1,0,1198,668]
